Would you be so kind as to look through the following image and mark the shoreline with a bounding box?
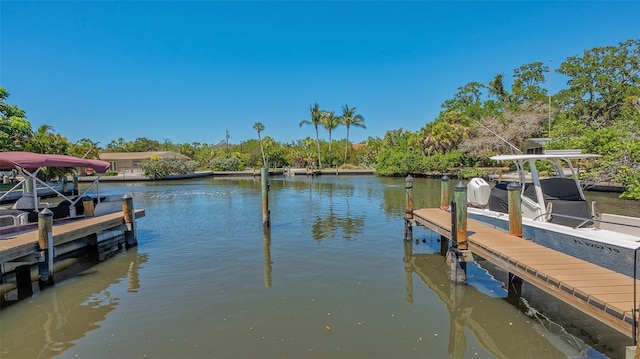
[72,168,624,193]
[78,168,375,182]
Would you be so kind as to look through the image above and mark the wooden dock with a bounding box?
[0,209,145,263]
[412,207,640,338]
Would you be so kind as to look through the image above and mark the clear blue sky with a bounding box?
[1,1,638,148]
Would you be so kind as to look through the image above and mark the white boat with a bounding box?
[465,150,640,278]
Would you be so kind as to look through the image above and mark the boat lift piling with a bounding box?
[72,174,79,196]
[507,182,523,237]
[83,197,95,217]
[448,182,473,283]
[37,208,54,288]
[440,175,450,210]
[122,194,137,248]
[404,175,414,241]
[261,168,270,229]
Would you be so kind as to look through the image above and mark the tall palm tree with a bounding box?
[339,105,366,165]
[253,122,267,167]
[299,103,323,169]
[321,110,340,168]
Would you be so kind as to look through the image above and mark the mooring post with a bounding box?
[83,197,95,217]
[507,182,523,237]
[62,176,68,193]
[440,237,449,256]
[37,208,54,288]
[404,175,414,241]
[261,167,270,229]
[15,265,33,299]
[122,194,137,248]
[506,273,524,307]
[440,175,450,210]
[73,174,79,195]
[453,182,468,250]
[447,183,472,284]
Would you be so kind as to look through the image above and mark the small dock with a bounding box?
[411,207,640,339]
[0,209,145,263]
[0,200,145,298]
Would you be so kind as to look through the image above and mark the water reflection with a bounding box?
[263,228,272,288]
[290,177,366,242]
[403,237,599,359]
[0,250,148,359]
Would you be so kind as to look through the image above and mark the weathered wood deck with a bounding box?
[412,207,639,338]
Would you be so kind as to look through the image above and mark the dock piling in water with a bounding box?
[447,182,473,284]
[37,208,54,288]
[72,174,79,196]
[261,168,270,229]
[83,197,95,217]
[453,182,468,250]
[15,265,33,299]
[440,175,450,210]
[404,175,414,241]
[405,175,414,220]
[507,182,523,237]
[122,194,137,248]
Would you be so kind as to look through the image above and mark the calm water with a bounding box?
[1,176,637,359]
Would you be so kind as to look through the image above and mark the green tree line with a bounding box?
[1,39,638,198]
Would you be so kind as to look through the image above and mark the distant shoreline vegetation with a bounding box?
[1,39,638,199]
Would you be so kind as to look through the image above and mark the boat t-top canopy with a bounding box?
[490,153,601,162]
[0,152,110,173]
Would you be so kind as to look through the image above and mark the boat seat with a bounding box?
[488,183,534,214]
[0,209,28,227]
[547,199,593,228]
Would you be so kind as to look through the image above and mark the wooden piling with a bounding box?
[440,175,450,210]
[453,182,468,250]
[404,175,414,241]
[506,273,523,306]
[15,265,33,299]
[122,194,137,248]
[450,199,457,243]
[507,182,523,237]
[261,168,270,229]
[73,174,79,195]
[405,175,414,220]
[83,197,95,217]
[37,208,54,288]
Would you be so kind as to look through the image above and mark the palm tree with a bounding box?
[299,103,323,169]
[339,105,366,165]
[321,110,340,168]
[253,122,267,167]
